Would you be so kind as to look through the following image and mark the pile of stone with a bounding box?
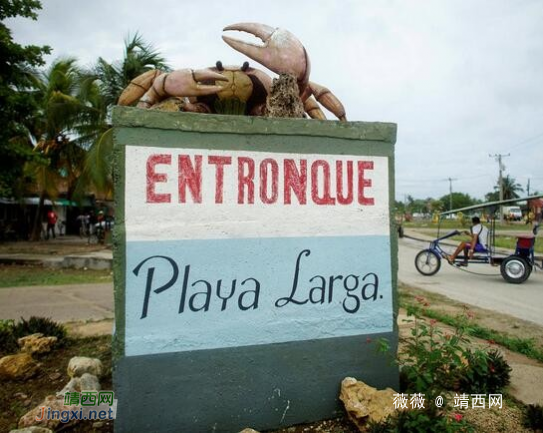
[10,356,104,433]
[0,333,58,381]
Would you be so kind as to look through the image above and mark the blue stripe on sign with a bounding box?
[124,236,393,356]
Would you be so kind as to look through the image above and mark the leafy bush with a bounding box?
[460,348,511,394]
[398,301,512,399]
[400,306,472,397]
[0,319,18,356]
[11,316,67,343]
[0,317,67,356]
[524,404,543,431]
[371,298,515,433]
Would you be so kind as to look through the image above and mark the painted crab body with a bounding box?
[118,23,346,121]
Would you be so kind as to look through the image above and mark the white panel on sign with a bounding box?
[124,146,393,356]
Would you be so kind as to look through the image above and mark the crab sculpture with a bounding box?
[118,23,346,121]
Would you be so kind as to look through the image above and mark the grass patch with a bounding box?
[0,264,112,288]
[400,297,543,363]
[494,236,543,254]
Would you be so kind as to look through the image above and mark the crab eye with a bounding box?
[241,61,249,72]
[216,61,224,71]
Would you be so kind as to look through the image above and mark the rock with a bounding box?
[92,421,105,428]
[57,373,100,396]
[80,373,101,391]
[239,429,260,433]
[10,427,54,433]
[339,377,399,430]
[150,97,185,112]
[67,357,103,378]
[48,372,61,381]
[0,353,39,380]
[57,377,80,396]
[14,392,28,399]
[18,395,75,430]
[18,333,58,354]
[265,73,305,119]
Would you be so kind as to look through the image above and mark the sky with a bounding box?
[6,0,543,202]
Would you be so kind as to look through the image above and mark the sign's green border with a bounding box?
[112,106,398,360]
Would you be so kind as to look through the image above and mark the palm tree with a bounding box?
[485,175,524,202]
[75,34,169,198]
[501,175,524,200]
[20,57,87,240]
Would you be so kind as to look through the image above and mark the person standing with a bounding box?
[46,209,58,240]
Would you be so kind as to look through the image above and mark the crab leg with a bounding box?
[222,23,310,91]
[307,82,346,121]
[118,68,227,108]
[303,96,326,120]
[118,70,165,106]
[140,68,227,108]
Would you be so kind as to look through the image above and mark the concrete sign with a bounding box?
[113,107,398,432]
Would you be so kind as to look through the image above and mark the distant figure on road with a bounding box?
[46,210,58,240]
[76,213,90,237]
[447,216,489,266]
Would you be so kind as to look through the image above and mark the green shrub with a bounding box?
[524,404,543,431]
[399,302,512,399]
[0,319,18,356]
[400,306,471,397]
[0,317,67,356]
[460,349,511,394]
[11,316,67,343]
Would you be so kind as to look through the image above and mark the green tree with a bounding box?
[20,58,87,240]
[0,0,50,196]
[501,175,524,200]
[427,198,444,213]
[485,175,524,202]
[438,192,479,212]
[75,34,169,198]
[395,200,406,215]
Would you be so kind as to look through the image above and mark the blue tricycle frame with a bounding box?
[414,195,543,284]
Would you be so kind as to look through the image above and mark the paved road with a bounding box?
[399,237,543,326]
[0,283,113,322]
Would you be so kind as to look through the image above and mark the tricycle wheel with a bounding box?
[415,249,441,276]
[500,256,532,284]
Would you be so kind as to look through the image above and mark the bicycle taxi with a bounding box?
[414,195,543,284]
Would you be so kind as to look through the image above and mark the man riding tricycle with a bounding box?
[414,195,543,284]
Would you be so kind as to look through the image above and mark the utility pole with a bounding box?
[489,153,510,223]
[447,177,457,211]
[527,178,531,196]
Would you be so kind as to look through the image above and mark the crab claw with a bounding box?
[222,23,310,89]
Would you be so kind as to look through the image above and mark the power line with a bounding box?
[397,174,490,184]
[510,131,543,151]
